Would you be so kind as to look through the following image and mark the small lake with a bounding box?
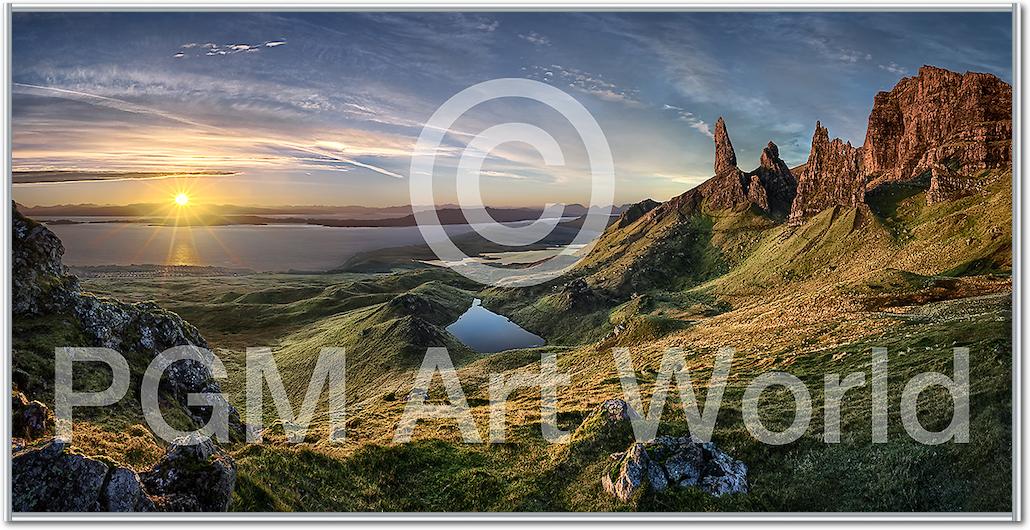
[446,299,545,353]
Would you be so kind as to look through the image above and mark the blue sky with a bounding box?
[12,11,1013,207]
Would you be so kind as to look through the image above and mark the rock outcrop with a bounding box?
[571,400,748,502]
[140,433,237,511]
[602,435,748,502]
[12,434,235,512]
[614,198,660,229]
[12,391,52,441]
[752,142,798,216]
[12,208,79,316]
[786,66,1011,222]
[713,117,738,176]
[788,122,865,226]
[12,205,243,434]
[696,118,798,217]
[862,65,1011,188]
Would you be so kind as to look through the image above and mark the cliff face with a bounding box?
[861,65,1011,187]
[788,123,865,225]
[784,65,1011,222]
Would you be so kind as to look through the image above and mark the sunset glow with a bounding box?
[174,193,190,206]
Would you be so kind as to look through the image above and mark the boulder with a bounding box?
[12,440,110,512]
[141,433,237,512]
[12,391,51,440]
[602,435,748,502]
[12,434,236,512]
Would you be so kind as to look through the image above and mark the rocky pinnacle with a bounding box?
[713,117,738,175]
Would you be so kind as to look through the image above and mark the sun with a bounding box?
[174,193,190,206]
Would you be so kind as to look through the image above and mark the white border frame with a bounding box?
[0,2,1021,522]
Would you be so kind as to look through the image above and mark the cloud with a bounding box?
[526,64,642,107]
[176,39,285,58]
[660,105,713,139]
[837,48,873,63]
[518,31,551,46]
[879,62,908,75]
[13,170,236,185]
[12,82,217,129]
[476,20,499,32]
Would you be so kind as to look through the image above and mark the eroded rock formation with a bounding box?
[788,122,865,225]
[862,65,1011,188]
[697,118,798,217]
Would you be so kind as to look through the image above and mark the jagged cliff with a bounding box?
[787,122,865,226]
[862,65,1011,188]
[625,65,1010,230]
[789,65,1011,220]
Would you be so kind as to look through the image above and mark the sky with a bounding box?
[11,11,1013,208]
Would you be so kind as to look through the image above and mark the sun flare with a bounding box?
[174,193,190,206]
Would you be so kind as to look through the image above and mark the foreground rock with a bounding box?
[12,391,52,441]
[12,434,235,512]
[603,435,748,502]
[141,433,237,511]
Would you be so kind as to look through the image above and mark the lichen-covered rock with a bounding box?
[103,468,156,512]
[602,435,748,502]
[12,207,79,316]
[12,435,234,513]
[141,433,237,512]
[12,440,110,511]
[12,391,51,440]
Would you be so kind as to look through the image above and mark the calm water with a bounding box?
[446,299,545,353]
[47,221,479,272]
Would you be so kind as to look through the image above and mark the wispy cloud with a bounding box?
[525,64,642,107]
[661,105,713,138]
[177,40,286,57]
[879,62,908,75]
[518,31,551,46]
